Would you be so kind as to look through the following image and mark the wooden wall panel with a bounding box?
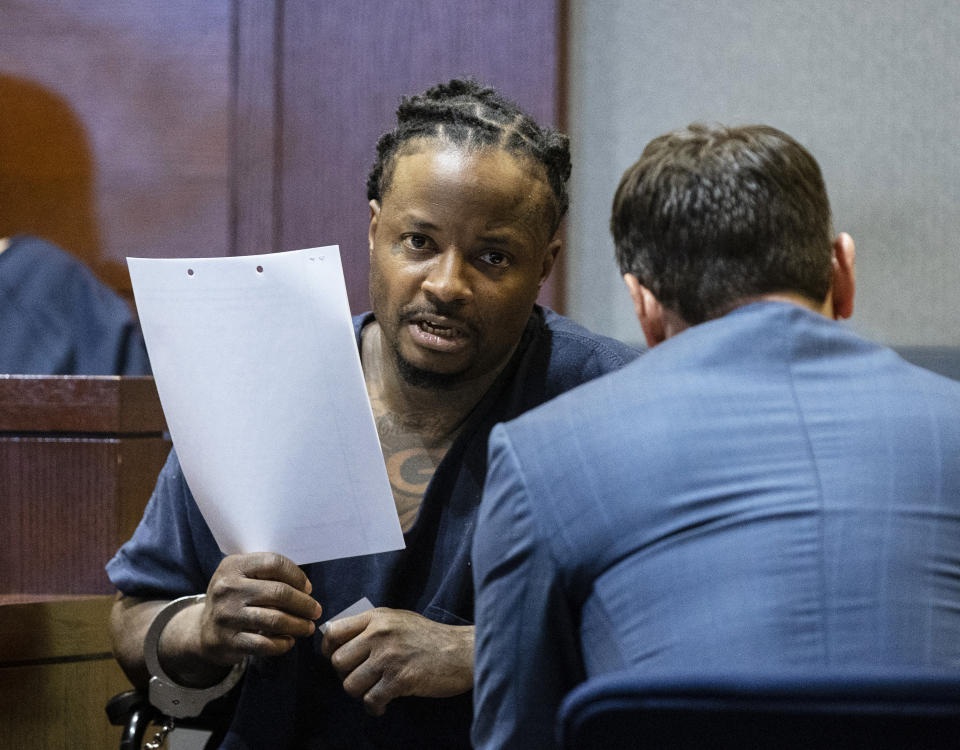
[232,0,281,257]
[0,0,564,308]
[0,0,233,294]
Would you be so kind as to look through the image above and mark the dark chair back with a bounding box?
[557,670,960,750]
[106,688,236,750]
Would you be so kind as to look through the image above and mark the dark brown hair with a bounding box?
[611,123,833,325]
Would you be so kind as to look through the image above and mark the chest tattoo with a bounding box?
[373,408,452,532]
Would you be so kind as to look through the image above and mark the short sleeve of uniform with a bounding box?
[106,449,225,597]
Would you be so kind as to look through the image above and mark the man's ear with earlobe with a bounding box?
[623,273,666,348]
[538,235,562,289]
[368,200,381,257]
[830,232,856,320]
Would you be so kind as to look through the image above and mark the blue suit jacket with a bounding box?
[472,302,960,749]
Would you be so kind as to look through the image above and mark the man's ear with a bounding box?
[830,232,856,320]
[538,235,562,288]
[623,273,666,348]
[368,199,381,257]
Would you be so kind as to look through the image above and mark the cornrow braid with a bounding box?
[367,79,572,233]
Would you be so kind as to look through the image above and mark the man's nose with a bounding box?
[422,250,472,304]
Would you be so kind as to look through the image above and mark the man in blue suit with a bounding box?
[471,123,960,749]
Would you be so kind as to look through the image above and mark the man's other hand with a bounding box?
[320,607,474,716]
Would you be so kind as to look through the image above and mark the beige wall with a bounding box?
[565,0,960,348]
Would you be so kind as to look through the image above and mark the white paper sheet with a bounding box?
[128,247,404,564]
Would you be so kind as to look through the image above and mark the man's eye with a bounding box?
[479,251,509,268]
[402,234,431,251]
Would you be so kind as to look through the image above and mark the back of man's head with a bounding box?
[610,123,834,326]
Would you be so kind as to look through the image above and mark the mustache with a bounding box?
[397,302,479,337]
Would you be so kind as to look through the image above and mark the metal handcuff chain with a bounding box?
[144,719,176,750]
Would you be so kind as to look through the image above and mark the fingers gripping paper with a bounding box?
[128,247,404,564]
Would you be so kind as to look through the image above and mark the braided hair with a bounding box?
[366,79,572,233]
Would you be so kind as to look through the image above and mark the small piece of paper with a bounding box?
[317,597,375,635]
[128,247,404,564]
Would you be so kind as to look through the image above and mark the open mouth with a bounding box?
[418,319,463,337]
[406,316,471,353]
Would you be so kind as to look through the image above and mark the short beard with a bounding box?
[394,348,467,390]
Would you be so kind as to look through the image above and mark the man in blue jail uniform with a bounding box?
[106,80,638,749]
[0,234,150,374]
[472,123,960,749]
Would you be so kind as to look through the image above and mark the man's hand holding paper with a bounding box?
[150,552,322,688]
[197,553,322,663]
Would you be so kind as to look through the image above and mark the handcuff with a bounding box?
[143,594,248,718]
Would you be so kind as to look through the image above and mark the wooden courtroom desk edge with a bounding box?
[0,593,128,750]
[0,375,166,434]
[0,594,116,665]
